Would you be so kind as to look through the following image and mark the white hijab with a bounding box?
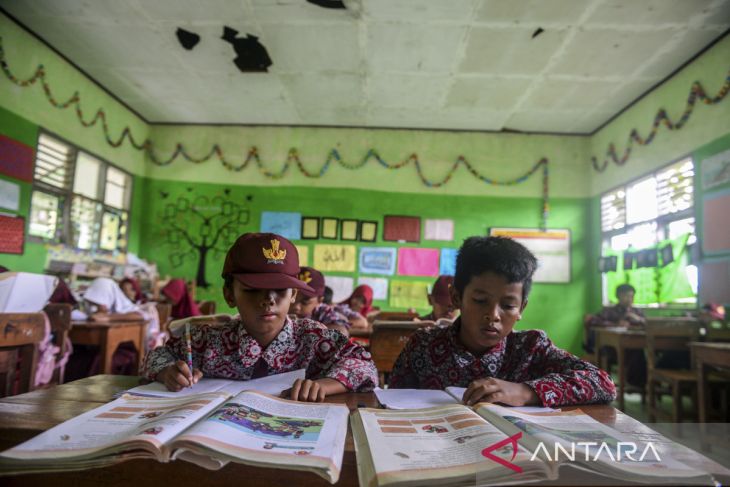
[84,278,139,314]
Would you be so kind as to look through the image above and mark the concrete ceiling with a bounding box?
[2,0,729,133]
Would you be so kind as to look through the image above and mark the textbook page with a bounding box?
[375,388,458,409]
[0,392,229,463]
[170,390,349,484]
[352,405,549,487]
[475,404,712,484]
[125,369,306,398]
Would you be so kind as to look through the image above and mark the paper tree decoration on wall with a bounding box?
[161,192,251,287]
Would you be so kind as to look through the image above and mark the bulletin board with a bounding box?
[489,228,571,283]
[702,188,730,255]
[0,215,25,254]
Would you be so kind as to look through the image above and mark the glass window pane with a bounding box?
[609,233,630,251]
[70,196,101,250]
[627,222,657,249]
[73,152,101,199]
[104,167,130,209]
[99,211,120,251]
[29,191,60,239]
[601,188,626,231]
[626,177,658,225]
[34,134,74,190]
[667,218,695,239]
[657,158,694,216]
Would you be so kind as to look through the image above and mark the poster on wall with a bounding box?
[397,248,440,277]
[295,244,309,267]
[389,280,429,309]
[701,147,730,190]
[383,216,420,242]
[0,215,25,254]
[439,248,457,276]
[313,244,357,272]
[357,277,388,300]
[424,219,454,241]
[0,179,20,212]
[0,134,34,182]
[260,211,301,240]
[359,247,396,275]
[489,228,571,283]
[702,189,730,255]
[325,275,354,303]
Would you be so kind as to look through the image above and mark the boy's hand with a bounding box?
[284,378,346,402]
[157,361,203,391]
[462,377,538,407]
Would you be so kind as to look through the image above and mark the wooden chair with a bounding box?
[198,301,216,315]
[369,321,425,386]
[0,313,46,397]
[582,313,598,365]
[374,311,418,322]
[155,302,173,334]
[43,303,72,385]
[646,321,701,424]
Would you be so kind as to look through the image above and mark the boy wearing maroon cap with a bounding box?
[418,275,458,322]
[290,267,351,336]
[141,233,378,401]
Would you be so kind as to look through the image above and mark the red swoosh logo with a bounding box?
[481,432,523,473]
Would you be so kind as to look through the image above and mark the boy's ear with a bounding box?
[317,296,324,304]
[518,299,528,320]
[449,285,461,310]
[222,284,235,308]
[290,289,298,303]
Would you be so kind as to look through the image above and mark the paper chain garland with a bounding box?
[591,68,730,173]
[0,36,550,228]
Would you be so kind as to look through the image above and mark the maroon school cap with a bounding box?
[430,275,454,307]
[298,267,326,298]
[221,233,314,293]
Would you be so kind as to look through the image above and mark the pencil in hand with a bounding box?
[185,322,194,388]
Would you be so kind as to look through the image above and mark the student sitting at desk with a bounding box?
[418,274,457,323]
[389,236,616,408]
[119,277,146,304]
[160,278,201,320]
[290,267,350,337]
[584,283,646,353]
[335,285,373,331]
[141,233,378,401]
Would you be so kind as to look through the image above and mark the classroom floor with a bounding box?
[619,392,730,467]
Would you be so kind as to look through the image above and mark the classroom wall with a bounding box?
[136,178,592,353]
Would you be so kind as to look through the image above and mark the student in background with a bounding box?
[336,285,374,330]
[141,233,377,400]
[389,236,616,408]
[418,275,457,322]
[290,267,350,336]
[584,283,645,352]
[160,278,201,320]
[323,286,334,305]
[120,277,145,304]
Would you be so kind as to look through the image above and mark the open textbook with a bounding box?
[352,402,716,487]
[0,389,349,484]
[374,388,556,413]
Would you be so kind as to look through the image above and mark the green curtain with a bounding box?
[603,233,694,305]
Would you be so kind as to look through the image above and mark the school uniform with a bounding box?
[141,315,378,391]
[388,318,616,407]
[310,303,351,329]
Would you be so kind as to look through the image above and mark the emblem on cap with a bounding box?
[299,270,312,283]
[263,239,286,264]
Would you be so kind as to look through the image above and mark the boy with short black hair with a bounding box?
[141,233,378,401]
[389,236,616,408]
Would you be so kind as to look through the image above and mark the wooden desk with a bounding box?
[69,320,147,375]
[1,376,728,486]
[691,342,730,426]
[594,326,646,411]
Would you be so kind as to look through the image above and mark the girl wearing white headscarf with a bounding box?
[83,278,165,351]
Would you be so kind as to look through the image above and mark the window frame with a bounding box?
[28,130,134,253]
[599,154,696,308]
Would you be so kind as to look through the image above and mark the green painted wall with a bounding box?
[136,178,591,354]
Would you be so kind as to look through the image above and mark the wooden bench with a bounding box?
[0,313,46,397]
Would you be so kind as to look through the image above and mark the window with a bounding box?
[600,157,696,306]
[28,133,132,252]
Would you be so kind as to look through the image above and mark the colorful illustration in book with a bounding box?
[209,402,324,441]
[60,435,70,441]
[453,431,491,444]
[394,452,410,459]
[421,425,448,434]
[142,426,163,435]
